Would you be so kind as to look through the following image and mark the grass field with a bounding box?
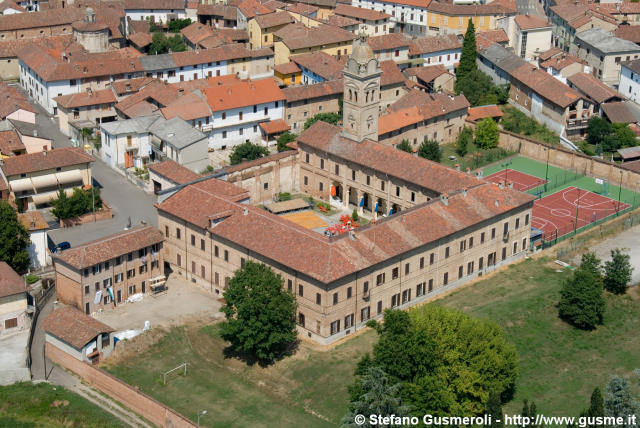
[482,155,640,205]
[104,255,640,425]
[0,382,125,427]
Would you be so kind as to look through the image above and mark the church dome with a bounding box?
[351,36,374,65]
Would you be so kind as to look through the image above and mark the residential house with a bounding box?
[367,32,410,64]
[273,22,354,64]
[0,261,30,335]
[403,64,455,93]
[320,13,359,33]
[538,47,587,81]
[248,11,293,49]
[467,104,504,122]
[285,2,319,28]
[509,63,592,137]
[259,118,290,145]
[291,51,343,85]
[180,21,215,49]
[147,159,200,194]
[351,0,430,36]
[283,79,342,131]
[477,42,527,86]
[100,116,157,169]
[377,90,469,148]
[379,59,408,110]
[0,147,93,210]
[43,305,115,364]
[52,225,164,315]
[567,72,624,115]
[425,0,518,36]
[274,61,301,85]
[147,116,210,172]
[619,59,640,105]
[332,4,394,35]
[571,27,640,88]
[53,88,118,136]
[0,82,35,123]
[18,211,50,269]
[548,3,617,51]
[0,130,25,158]
[203,77,285,149]
[196,4,238,28]
[0,8,84,41]
[287,0,335,20]
[123,0,186,35]
[476,28,510,50]
[408,34,462,71]
[236,0,272,30]
[7,119,52,153]
[513,14,552,60]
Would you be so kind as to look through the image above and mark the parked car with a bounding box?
[53,241,71,253]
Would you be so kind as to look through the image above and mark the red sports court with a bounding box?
[531,187,630,240]
[484,169,547,192]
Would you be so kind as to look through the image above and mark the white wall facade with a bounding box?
[208,101,284,149]
[27,229,49,268]
[619,65,640,105]
[101,131,152,169]
[417,48,461,70]
[353,0,428,36]
[124,9,186,34]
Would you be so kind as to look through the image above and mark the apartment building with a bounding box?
[619,59,640,105]
[367,33,410,64]
[248,11,293,49]
[273,22,354,64]
[0,261,30,335]
[333,4,394,35]
[53,225,164,315]
[53,88,118,136]
[408,34,462,70]
[548,3,617,52]
[282,79,343,131]
[123,0,186,34]
[513,14,552,60]
[351,0,428,36]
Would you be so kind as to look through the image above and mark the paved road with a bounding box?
[515,0,545,17]
[27,91,158,247]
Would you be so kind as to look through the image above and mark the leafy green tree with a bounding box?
[396,139,413,153]
[457,19,477,81]
[486,391,504,428]
[456,126,473,157]
[557,267,605,330]
[604,376,640,423]
[0,201,30,274]
[455,69,500,106]
[603,249,634,294]
[341,367,411,428]
[586,387,605,422]
[586,116,611,146]
[220,261,297,364]
[303,112,341,130]
[603,123,637,152]
[580,252,603,284]
[352,208,359,222]
[276,131,296,152]
[475,118,499,149]
[357,307,518,416]
[521,400,540,427]
[168,18,192,32]
[149,33,186,55]
[418,139,441,163]
[51,187,101,220]
[229,141,270,165]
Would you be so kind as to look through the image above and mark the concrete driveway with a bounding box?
[93,275,223,332]
[0,329,30,385]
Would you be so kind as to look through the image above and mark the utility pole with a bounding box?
[574,188,581,234]
[544,147,550,193]
[617,170,623,215]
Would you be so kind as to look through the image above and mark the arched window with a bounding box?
[349,89,352,100]
[355,92,358,102]
[365,91,369,102]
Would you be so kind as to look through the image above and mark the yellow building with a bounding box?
[248,11,294,49]
[273,22,354,64]
[426,0,517,35]
[274,62,302,86]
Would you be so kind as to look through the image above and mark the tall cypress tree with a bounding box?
[457,18,477,81]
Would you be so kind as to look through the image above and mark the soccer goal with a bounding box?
[163,362,187,385]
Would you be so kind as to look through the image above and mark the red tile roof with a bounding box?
[128,32,153,48]
[237,0,271,18]
[53,225,164,270]
[282,78,343,102]
[404,64,449,83]
[259,119,290,134]
[334,4,391,20]
[110,76,155,95]
[323,13,359,28]
[0,130,25,156]
[602,101,637,124]
[514,14,551,30]
[367,33,410,52]
[197,4,238,20]
[285,2,319,15]
[476,29,509,50]
[0,261,27,298]
[124,0,185,10]
[54,88,117,109]
[539,48,585,71]
[427,0,517,16]
[567,72,622,104]
[467,104,504,122]
[615,25,640,44]
[148,159,200,184]
[253,10,294,28]
[274,22,354,50]
[380,59,405,86]
[291,51,343,80]
[160,91,212,121]
[180,22,214,44]
[0,7,84,31]
[0,82,35,119]
[511,64,583,108]
[274,61,301,74]
[43,306,114,349]
[409,34,461,56]
[204,78,284,112]
[1,147,93,177]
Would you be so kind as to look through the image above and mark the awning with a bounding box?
[55,169,84,185]
[30,174,58,190]
[9,177,34,192]
[30,188,73,205]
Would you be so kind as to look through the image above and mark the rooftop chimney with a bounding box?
[508,182,514,189]
[243,208,248,216]
[42,149,46,156]
[499,180,504,190]
[440,193,449,206]
[461,188,467,197]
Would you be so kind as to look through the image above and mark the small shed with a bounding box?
[617,146,640,162]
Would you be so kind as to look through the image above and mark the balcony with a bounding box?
[566,118,590,130]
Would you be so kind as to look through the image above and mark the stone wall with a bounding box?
[60,202,113,228]
[46,342,196,428]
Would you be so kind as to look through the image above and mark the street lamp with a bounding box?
[617,170,623,215]
[197,410,207,426]
[544,147,550,193]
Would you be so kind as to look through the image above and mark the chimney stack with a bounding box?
[440,193,449,206]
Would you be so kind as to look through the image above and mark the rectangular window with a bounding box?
[523,238,527,250]
[481,232,485,243]
[191,234,196,246]
[479,257,484,270]
[416,282,424,297]
[177,254,181,266]
[443,272,448,285]
[367,175,371,186]
[347,287,352,299]
[428,278,433,292]
[405,263,410,275]
[469,237,473,248]
[411,192,415,202]
[458,265,463,278]
[335,165,339,175]
[361,306,370,322]
[176,228,181,239]
[503,222,509,236]
[445,247,450,258]
[288,279,293,292]
[525,214,530,225]
[320,159,324,169]
[330,320,340,335]
[201,239,205,251]
[395,186,400,197]
[352,170,356,180]
[468,261,474,274]
[460,240,466,252]
[420,257,425,269]
[241,258,245,268]
[115,273,123,283]
[165,226,169,237]
[514,241,518,254]
[502,247,507,260]
[84,285,90,294]
[224,250,229,262]
[376,273,385,285]
[363,281,369,294]
[491,228,496,239]
[344,314,354,329]
[129,284,136,295]
[214,246,219,257]
[192,261,196,274]
[201,265,205,278]
[316,293,321,305]
[239,111,243,120]
[95,282,100,291]
[515,218,520,229]
[298,284,304,296]
[430,253,434,265]
[391,293,400,307]
[377,300,383,314]
[333,292,338,305]
[392,267,399,280]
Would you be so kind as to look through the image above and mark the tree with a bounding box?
[50,187,102,220]
[229,141,270,165]
[149,33,186,55]
[303,112,341,130]
[586,117,611,146]
[486,392,504,428]
[604,376,640,423]
[456,126,473,157]
[585,387,605,422]
[219,261,297,364]
[455,69,500,107]
[475,118,499,149]
[396,139,413,153]
[352,208,359,222]
[0,201,30,274]
[557,267,605,330]
[418,139,441,163]
[276,131,296,152]
[341,367,411,428]
[357,307,518,416]
[167,18,192,33]
[603,249,634,294]
[580,252,603,281]
[603,123,637,152]
[521,400,540,428]
[457,19,477,81]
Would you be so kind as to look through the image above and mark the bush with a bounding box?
[396,139,413,153]
[352,208,359,222]
[456,126,473,157]
[278,192,291,201]
[51,187,102,220]
[603,249,634,294]
[475,118,499,149]
[26,274,39,285]
[303,112,341,130]
[418,139,441,162]
[558,267,605,330]
[276,131,296,152]
[229,142,269,165]
[579,141,596,156]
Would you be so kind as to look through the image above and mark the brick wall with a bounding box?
[60,203,113,228]
[55,271,83,310]
[46,342,196,428]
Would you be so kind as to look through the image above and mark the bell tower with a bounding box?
[341,36,381,142]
